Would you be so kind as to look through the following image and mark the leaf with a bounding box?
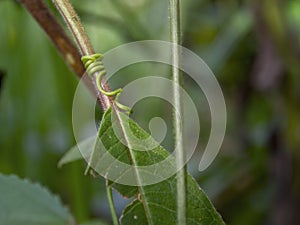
[60,107,225,225]
[120,175,225,225]
[0,174,75,225]
[58,137,95,168]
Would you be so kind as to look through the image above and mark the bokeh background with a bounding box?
[1,0,300,224]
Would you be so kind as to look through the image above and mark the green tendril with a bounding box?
[81,54,131,113]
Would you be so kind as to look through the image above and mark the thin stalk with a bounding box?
[169,0,187,224]
[106,180,119,225]
[20,0,85,77]
[20,0,101,102]
[52,1,119,223]
[51,2,152,224]
[52,0,111,110]
[52,0,93,55]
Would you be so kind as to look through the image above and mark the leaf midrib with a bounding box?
[112,107,153,225]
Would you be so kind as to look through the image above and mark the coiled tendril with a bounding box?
[81,54,131,113]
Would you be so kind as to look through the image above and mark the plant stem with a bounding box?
[51,1,121,224]
[52,0,93,55]
[169,0,187,224]
[52,0,112,110]
[20,0,104,105]
[20,0,85,77]
[106,180,119,225]
[52,3,153,224]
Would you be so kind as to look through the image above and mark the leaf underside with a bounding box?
[0,174,74,225]
[60,107,225,225]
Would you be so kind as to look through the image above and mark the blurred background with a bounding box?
[1,0,300,224]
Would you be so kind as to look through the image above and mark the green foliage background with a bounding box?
[1,0,300,224]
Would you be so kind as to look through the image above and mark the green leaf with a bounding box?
[58,137,94,168]
[0,174,75,225]
[120,175,225,225]
[60,107,225,224]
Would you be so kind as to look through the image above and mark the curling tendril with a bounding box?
[81,54,131,113]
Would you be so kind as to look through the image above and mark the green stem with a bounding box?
[52,0,93,55]
[52,1,120,224]
[169,0,187,224]
[106,180,119,225]
[52,0,111,110]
